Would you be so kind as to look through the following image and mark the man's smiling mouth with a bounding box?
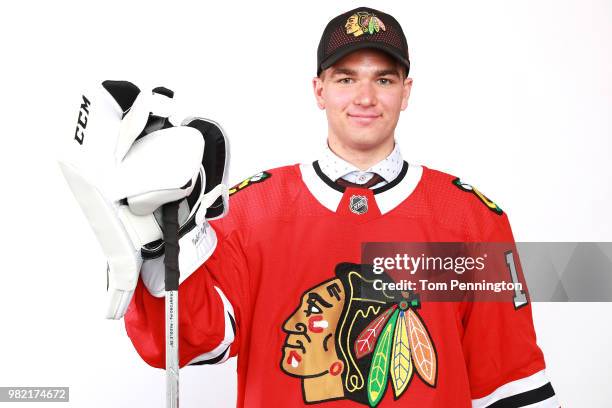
[347,113,381,125]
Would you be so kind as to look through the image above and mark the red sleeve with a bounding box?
[462,212,558,407]
[122,166,292,370]
[123,224,251,369]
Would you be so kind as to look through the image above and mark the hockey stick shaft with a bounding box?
[163,201,180,408]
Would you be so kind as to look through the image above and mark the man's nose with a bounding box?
[354,81,377,107]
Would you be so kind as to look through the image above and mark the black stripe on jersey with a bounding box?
[312,160,409,194]
[372,161,408,194]
[313,161,345,192]
[188,345,230,366]
[187,311,236,366]
[487,382,555,408]
[228,312,237,336]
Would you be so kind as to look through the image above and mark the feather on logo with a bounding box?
[360,295,438,406]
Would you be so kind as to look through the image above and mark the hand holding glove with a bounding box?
[59,81,229,319]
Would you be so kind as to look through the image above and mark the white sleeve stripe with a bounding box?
[217,346,232,365]
[483,383,557,408]
[186,286,236,365]
[471,370,554,408]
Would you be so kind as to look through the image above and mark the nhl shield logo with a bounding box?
[349,195,368,215]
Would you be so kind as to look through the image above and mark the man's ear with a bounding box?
[312,76,326,110]
[401,77,413,111]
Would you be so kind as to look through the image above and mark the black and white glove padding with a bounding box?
[59,81,229,319]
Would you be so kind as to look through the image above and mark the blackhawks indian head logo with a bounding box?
[345,11,386,37]
[281,263,437,407]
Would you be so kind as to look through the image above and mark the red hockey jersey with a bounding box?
[125,162,558,407]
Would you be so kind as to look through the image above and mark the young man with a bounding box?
[124,7,559,408]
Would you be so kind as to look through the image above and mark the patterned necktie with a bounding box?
[335,173,385,189]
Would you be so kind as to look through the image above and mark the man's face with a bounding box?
[281,278,344,377]
[313,49,412,152]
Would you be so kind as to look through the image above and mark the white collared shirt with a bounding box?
[318,143,404,189]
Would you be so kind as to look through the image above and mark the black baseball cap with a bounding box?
[317,7,410,76]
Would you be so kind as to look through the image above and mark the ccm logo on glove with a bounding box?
[74,95,91,145]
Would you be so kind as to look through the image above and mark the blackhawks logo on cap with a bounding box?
[345,11,386,37]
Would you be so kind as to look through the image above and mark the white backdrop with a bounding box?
[0,0,610,407]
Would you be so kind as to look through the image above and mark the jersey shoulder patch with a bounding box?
[229,171,271,196]
[452,177,503,215]
[216,165,302,234]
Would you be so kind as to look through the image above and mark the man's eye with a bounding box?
[338,78,354,84]
[378,78,393,85]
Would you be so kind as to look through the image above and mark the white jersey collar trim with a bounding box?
[376,163,422,214]
[299,161,423,215]
[299,162,344,212]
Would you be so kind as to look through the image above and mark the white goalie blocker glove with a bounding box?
[59,81,229,319]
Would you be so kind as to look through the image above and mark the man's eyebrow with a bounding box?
[331,68,358,76]
[330,68,401,77]
[375,68,401,77]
